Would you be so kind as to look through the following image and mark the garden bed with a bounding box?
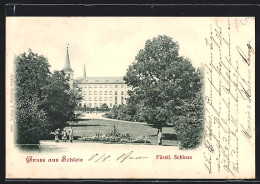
[78,126,151,144]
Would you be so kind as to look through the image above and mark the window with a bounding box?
[89,103,91,108]
[109,91,112,95]
[94,103,97,107]
[89,97,92,101]
[110,103,112,107]
[89,91,92,95]
[99,84,102,88]
[104,97,107,101]
[115,91,118,95]
[79,103,82,107]
[121,96,124,104]
[94,85,97,88]
[84,103,86,107]
[121,85,124,88]
[84,91,87,95]
[121,91,124,95]
[89,85,92,88]
[100,103,102,107]
[99,97,102,101]
[115,85,118,88]
[105,91,107,95]
[99,91,102,95]
[94,97,97,101]
[110,97,112,101]
[110,85,112,88]
[94,91,97,95]
[115,96,118,104]
[105,85,107,88]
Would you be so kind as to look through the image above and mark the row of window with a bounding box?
[83,91,124,95]
[79,102,123,108]
[87,96,124,101]
[83,84,125,88]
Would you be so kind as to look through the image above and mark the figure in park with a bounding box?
[54,128,60,142]
[157,129,162,145]
[62,130,67,143]
[69,127,73,143]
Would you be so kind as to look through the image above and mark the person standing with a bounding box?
[62,130,67,143]
[54,128,60,142]
[69,127,73,143]
[157,129,162,145]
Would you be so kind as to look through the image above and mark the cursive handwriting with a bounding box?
[88,151,148,163]
[116,150,148,163]
[204,18,254,177]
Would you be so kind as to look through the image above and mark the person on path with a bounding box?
[69,127,73,143]
[157,129,162,145]
[62,130,67,143]
[54,128,60,142]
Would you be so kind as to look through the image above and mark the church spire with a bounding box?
[62,44,74,88]
[65,44,71,68]
[83,65,86,78]
[62,44,74,72]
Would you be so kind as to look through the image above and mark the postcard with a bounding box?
[6,17,255,179]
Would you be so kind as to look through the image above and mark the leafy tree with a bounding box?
[170,67,204,149]
[99,103,109,111]
[15,49,81,144]
[15,49,51,144]
[124,35,204,148]
[41,70,81,130]
[107,105,119,119]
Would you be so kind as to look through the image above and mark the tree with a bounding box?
[15,49,81,144]
[41,70,81,130]
[124,35,204,148]
[15,49,51,144]
[99,103,109,111]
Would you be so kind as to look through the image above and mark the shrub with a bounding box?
[175,116,204,149]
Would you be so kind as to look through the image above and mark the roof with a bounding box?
[62,46,74,73]
[74,77,125,84]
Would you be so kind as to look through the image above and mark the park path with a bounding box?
[80,112,147,125]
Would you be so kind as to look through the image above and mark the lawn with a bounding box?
[64,119,178,146]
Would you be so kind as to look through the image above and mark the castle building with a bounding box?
[62,46,130,109]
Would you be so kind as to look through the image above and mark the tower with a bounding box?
[62,44,74,88]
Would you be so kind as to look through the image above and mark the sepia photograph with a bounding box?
[6,17,255,179]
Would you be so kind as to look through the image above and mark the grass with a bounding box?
[64,119,178,146]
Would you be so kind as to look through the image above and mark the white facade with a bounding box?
[61,46,131,108]
[76,78,131,108]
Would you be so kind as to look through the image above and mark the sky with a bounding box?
[6,17,254,78]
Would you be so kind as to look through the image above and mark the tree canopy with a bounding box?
[15,49,80,144]
[123,35,204,149]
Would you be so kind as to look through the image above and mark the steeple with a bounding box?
[62,44,74,72]
[83,65,86,78]
[62,44,74,88]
